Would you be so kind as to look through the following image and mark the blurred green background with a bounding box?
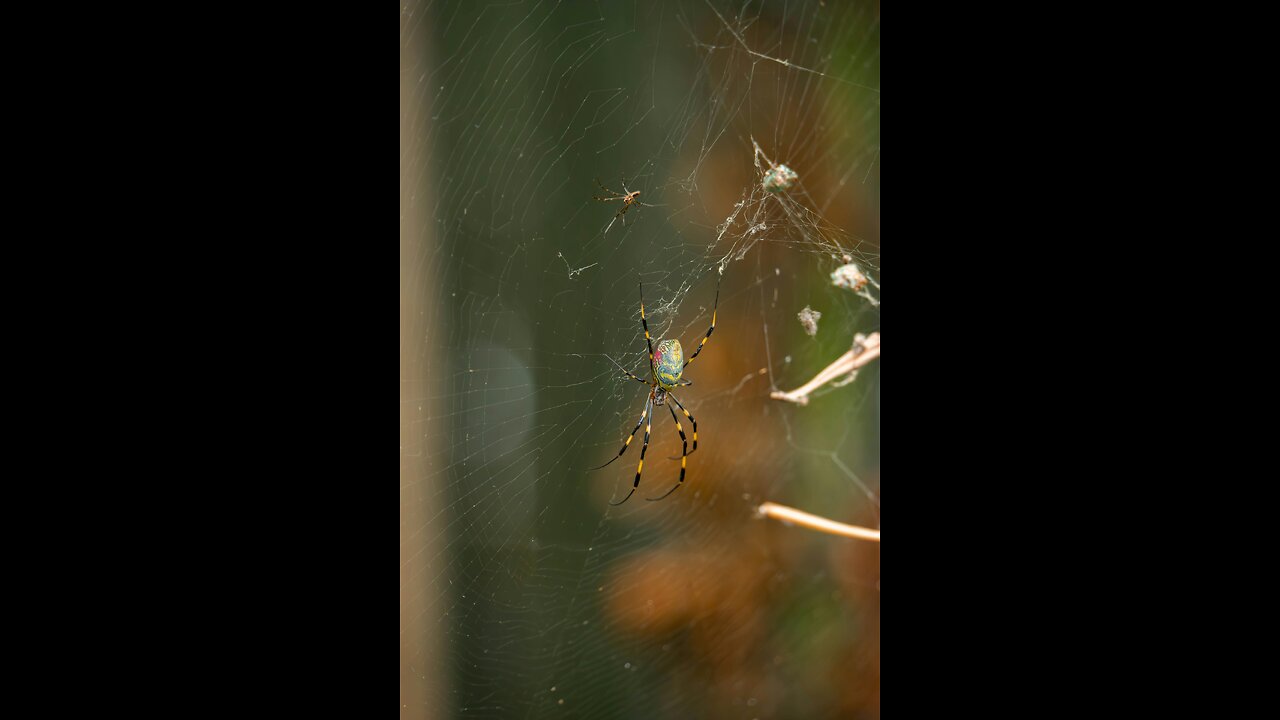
[402,1,879,717]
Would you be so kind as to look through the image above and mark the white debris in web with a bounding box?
[752,136,799,193]
[830,262,880,307]
[830,263,868,290]
[762,164,799,193]
[797,306,822,337]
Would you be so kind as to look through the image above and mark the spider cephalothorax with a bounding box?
[591,278,721,505]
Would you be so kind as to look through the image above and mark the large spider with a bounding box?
[592,277,720,505]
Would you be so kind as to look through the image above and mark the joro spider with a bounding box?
[594,177,657,235]
[592,277,720,505]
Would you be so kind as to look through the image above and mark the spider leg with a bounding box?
[616,202,634,227]
[648,403,689,501]
[664,391,699,458]
[590,391,653,471]
[595,178,621,197]
[639,283,655,377]
[683,275,721,370]
[602,201,634,234]
[604,354,649,385]
[610,391,654,506]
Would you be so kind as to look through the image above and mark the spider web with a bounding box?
[401,1,880,717]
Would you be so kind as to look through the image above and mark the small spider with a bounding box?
[751,136,800,192]
[591,277,720,505]
[594,177,656,234]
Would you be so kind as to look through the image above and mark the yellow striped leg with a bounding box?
[648,403,690,501]
[640,283,656,377]
[611,394,654,506]
[590,392,653,471]
[666,392,698,457]
[683,278,720,369]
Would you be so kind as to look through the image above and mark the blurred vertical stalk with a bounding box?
[401,4,444,717]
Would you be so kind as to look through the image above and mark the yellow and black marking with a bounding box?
[640,282,655,374]
[647,403,691,501]
[667,393,699,454]
[594,275,722,505]
[682,278,720,371]
[654,339,685,389]
[611,401,654,506]
[590,394,652,473]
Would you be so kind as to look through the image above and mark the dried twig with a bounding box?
[757,501,880,542]
[771,332,880,406]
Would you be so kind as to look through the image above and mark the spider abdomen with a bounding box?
[654,338,684,388]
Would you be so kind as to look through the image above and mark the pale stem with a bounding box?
[757,501,881,542]
[770,332,880,405]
